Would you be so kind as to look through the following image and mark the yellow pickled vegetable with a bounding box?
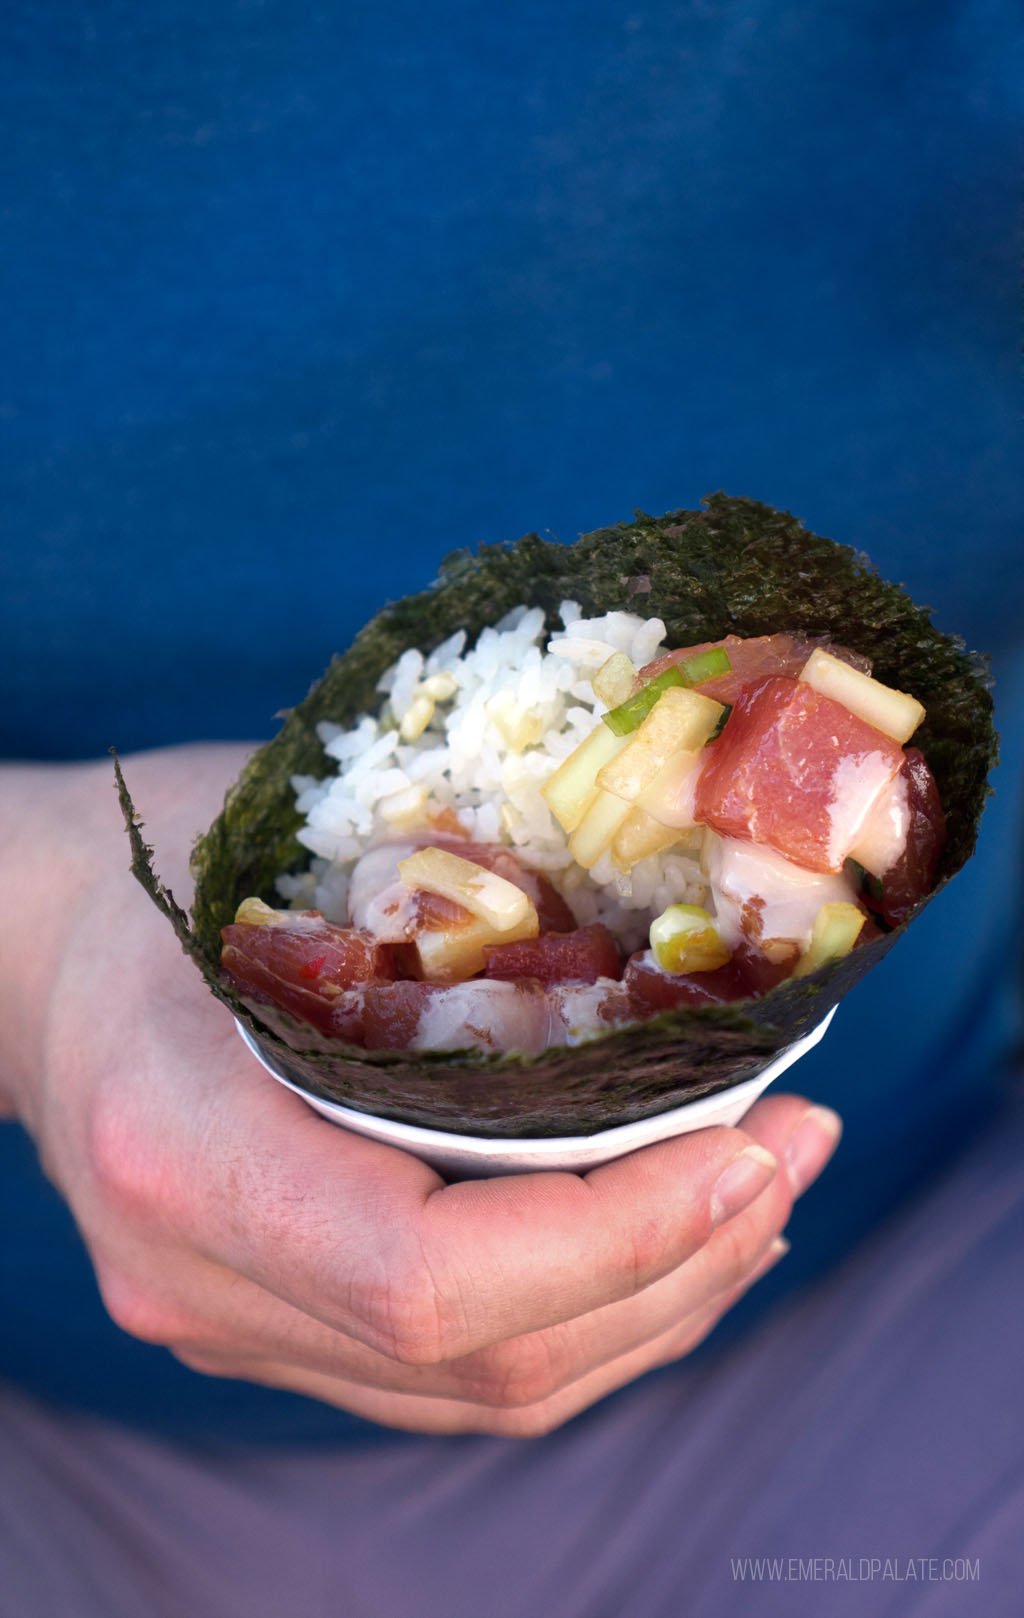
[650,904,731,974]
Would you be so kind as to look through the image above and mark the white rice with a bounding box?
[277,603,708,953]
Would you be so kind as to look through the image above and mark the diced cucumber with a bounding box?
[650,903,731,974]
[611,808,683,872]
[540,724,627,833]
[799,649,925,743]
[792,901,866,977]
[597,687,725,802]
[638,749,703,830]
[592,652,638,708]
[415,908,540,983]
[568,788,634,869]
[234,897,281,926]
[398,846,537,932]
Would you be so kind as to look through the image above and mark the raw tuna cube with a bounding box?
[623,945,792,1012]
[484,924,622,986]
[695,677,904,873]
[221,913,392,1034]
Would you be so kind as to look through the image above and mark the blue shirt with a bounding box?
[1,0,1020,1442]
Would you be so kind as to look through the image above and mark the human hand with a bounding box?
[1,746,841,1436]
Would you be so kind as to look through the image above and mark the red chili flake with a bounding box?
[299,954,328,980]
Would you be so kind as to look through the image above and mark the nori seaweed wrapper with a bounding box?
[117,495,997,1137]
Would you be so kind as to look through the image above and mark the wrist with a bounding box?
[0,759,109,1120]
[0,744,253,1127]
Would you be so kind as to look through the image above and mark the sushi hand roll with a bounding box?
[117,496,996,1137]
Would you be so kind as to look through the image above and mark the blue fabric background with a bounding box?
[1,0,1020,1441]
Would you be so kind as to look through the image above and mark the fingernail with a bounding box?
[784,1105,843,1195]
[711,1144,777,1228]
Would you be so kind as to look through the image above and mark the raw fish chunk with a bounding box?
[484,924,622,986]
[695,677,904,873]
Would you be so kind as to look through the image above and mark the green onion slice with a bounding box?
[679,646,731,684]
[602,647,733,736]
[845,858,885,908]
[602,668,686,735]
[709,702,733,741]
